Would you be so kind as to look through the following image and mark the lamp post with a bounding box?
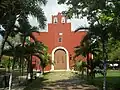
[103,39,107,90]
[102,30,108,90]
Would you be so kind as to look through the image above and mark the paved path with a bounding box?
[38,71,98,90]
[0,71,98,90]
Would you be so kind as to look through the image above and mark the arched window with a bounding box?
[61,17,65,23]
[54,17,58,24]
[58,37,62,42]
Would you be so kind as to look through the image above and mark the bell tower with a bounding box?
[52,12,67,24]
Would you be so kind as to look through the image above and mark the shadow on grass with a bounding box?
[0,68,6,75]
[23,72,97,90]
[23,78,48,90]
[45,78,97,90]
[12,71,120,90]
[87,76,120,90]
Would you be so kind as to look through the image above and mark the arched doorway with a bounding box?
[51,46,70,71]
[54,49,67,70]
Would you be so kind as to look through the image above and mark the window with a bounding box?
[59,32,63,35]
[58,37,62,42]
[54,17,58,23]
[61,17,65,23]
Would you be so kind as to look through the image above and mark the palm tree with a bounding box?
[17,14,41,75]
[24,41,48,80]
[0,0,47,61]
[2,39,46,80]
[39,44,50,74]
[2,20,40,75]
[75,60,87,79]
[74,27,100,79]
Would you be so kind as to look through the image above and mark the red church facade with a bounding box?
[32,13,87,71]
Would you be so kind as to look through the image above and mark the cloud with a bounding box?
[0,35,3,44]
[70,17,89,31]
[29,0,89,31]
[42,0,67,23]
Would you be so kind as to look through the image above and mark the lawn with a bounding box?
[88,70,120,90]
[0,68,28,89]
[23,71,98,90]
[1,69,119,90]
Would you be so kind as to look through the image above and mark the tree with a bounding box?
[108,39,120,61]
[0,0,47,61]
[24,41,50,79]
[58,0,120,39]
[74,61,86,79]
[2,19,40,76]
[57,1,120,89]
[39,44,50,74]
[2,39,47,80]
[74,28,100,79]
[1,56,12,72]
[17,14,40,75]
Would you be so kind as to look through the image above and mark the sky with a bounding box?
[0,0,89,41]
[29,0,89,31]
[0,25,4,41]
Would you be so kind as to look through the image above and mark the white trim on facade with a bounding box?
[50,46,70,71]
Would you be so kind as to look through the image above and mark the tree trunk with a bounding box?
[86,53,90,79]
[8,58,10,73]
[0,15,16,61]
[90,59,94,79]
[19,57,22,74]
[28,54,33,81]
[0,31,10,61]
[26,56,29,80]
[81,69,84,79]
[42,67,44,75]
[12,56,17,70]
[21,36,26,76]
[102,38,108,90]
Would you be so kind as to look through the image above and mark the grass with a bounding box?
[43,71,74,81]
[0,68,28,88]
[23,71,74,90]
[1,69,119,90]
[23,78,47,90]
[88,70,120,90]
[24,71,98,90]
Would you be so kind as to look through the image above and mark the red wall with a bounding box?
[32,13,87,71]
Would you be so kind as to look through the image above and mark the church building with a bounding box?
[32,13,87,71]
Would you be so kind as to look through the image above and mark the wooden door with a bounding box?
[54,49,67,70]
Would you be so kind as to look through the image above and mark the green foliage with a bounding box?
[1,56,13,70]
[58,0,120,39]
[74,61,86,71]
[36,43,50,72]
[18,14,39,37]
[3,36,50,73]
[88,70,120,90]
[0,0,47,28]
[108,39,120,60]
[0,0,47,63]
[25,40,50,70]
[74,32,100,59]
[59,0,120,62]
[40,51,50,71]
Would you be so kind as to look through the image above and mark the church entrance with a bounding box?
[54,49,67,70]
